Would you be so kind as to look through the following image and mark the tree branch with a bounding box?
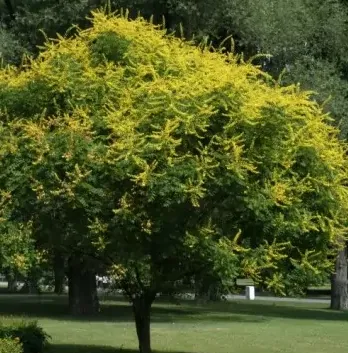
[60,244,115,267]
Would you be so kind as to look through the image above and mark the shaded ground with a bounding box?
[0,294,344,323]
[48,346,190,353]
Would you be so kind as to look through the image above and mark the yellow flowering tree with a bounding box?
[1,10,348,353]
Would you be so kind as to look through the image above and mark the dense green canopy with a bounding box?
[0,9,347,293]
[1,10,348,351]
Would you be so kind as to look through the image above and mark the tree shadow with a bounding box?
[0,294,347,324]
[47,344,119,353]
[0,294,201,323]
[198,300,348,322]
[47,344,190,353]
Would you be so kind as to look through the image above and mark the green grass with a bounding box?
[0,294,347,353]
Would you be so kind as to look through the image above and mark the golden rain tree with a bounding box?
[1,10,348,353]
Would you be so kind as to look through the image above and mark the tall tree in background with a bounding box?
[1,0,103,64]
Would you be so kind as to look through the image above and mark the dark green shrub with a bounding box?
[0,319,49,353]
[90,31,131,64]
[0,338,23,353]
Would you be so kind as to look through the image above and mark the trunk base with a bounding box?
[6,273,17,293]
[20,281,40,294]
[68,257,100,315]
[54,252,65,295]
[133,296,153,353]
[331,246,348,311]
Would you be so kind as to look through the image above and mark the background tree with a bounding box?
[0,0,106,64]
[0,220,45,293]
[331,245,348,310]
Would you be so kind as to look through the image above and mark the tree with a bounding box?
[2,0,348,311]
[1,11,348,352]
[192,0,348,306]
[53,250,65,294]
[0,218,45,293]
[331,245,348,310]
[112,0,348,312]
[0,0,107,65]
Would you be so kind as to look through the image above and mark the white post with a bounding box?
[246,286,255,300]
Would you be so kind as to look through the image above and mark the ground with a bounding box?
[0,294,347,353]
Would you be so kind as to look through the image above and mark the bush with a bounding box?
[0,338,23,353]
[0,320,49,353]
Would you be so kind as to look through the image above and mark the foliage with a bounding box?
[0,11,347,300]
[2,0,348,144]
[0,338,23,353]
[0,188,47,284]
[215,0,348,65]
[0,27,27,66]
[282,57,348,138]
[109,0,348,143]
[0,218,47,289]
[0,0,107,64]
[0,320,49,353]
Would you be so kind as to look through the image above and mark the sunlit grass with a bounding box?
[0,294,347,353]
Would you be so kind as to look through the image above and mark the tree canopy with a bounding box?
[2,0,348,139]
[1,10,348,352]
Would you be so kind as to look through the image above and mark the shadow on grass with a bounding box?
[47,344,119,353]
[202,300,348,322]
[47,344,190,353]
[0,294,347,324]
[0,294,202,323]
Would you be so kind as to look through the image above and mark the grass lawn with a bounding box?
[0,294,348,353]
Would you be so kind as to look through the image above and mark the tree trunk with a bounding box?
[54,252,65,295]
[133,296,152,353]
[194,276,222,303]
[68,257,99,315]
[6,272,17,293]
[194,277,208,304]
[208,282,222,302]
[331,246,348,310]
[20,273,40,294]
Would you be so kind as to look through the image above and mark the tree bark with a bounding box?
[132,296,153,353]
[68,257,100,315]
[208,282,222,302]
[6,272,17,293]
[194,276,208,304]
[194,276,222,303]
[20,271,41,294]
[331,246,348,310]
[20,279,41,294]
[54,252,65,295]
